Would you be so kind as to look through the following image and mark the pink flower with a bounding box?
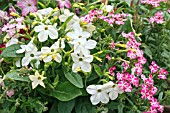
[57,0,71,9]
[109,66,116,76]
[7,89,14,97]
[106,54,111,60]
[17,0,37,16]
[127,50,136,59]
[158,75,167,79]
[121,62,129,70]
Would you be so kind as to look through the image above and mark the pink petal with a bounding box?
[17,1,27,8]
[65,0,71,9]
[22,8,30,16]
[29,6,38,13]
[58,0,65,8]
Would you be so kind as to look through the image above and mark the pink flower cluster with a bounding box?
[112,32,167,112]
[149,11,164,24]
[109,66,116,76]
[140,0,167,7]
[149,61,168,79]
[141,74,164,113]
[2,17,24,37]
[84,10,128,25]
[117,72,139,92]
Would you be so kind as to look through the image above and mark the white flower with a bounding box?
[86,84,111,105]
[21,46,41,68]
[72,39,97,55]
[6,37,18,47]
[16,39,35,54]
[103,81,124,100]
[59,9,79,30]
[34,24,58,42]
[59,9,74,22]
[40,45,62,63]
[82,23,96,35]
[37,7,53,16]
[67,23,90,42]
[29,71,46,89]
[102,5,113,12]
[71,52,93,72]
[52,38,65,49]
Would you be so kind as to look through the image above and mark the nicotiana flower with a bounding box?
[16,40,41,68]
[34,24,58,42]
[59,9,79,30]
[103,81,124,100]
[67,23,90,43]
[86,84,111,105]
[56,0,71,9]
[6,37,18,47]
[71,52,93,72]
[17,0,37,16]
[0,10,9,20]
[29,71,46,89]
[40,45,62,63]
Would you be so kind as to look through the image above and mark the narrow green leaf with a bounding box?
[61,15,74,30]
[58,99,75,113]
[93,64,103,77]
[6,70,30,82]
[1,44,24,58]
[65,72,83,88]
[51,82,82,101]
[118,104,124,113]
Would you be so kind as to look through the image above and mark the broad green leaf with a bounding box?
[75,100,96,113]
[6,70,30,82]
[1,44,24,58]
[93,64,103,77]
[161,81,168,89]
[58,99,75,113]
[49,101,59,113]
[51,82,82,101]
[65,72,83,88]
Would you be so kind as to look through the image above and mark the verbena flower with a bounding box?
[17,0,37,16]
[29,71,46,89]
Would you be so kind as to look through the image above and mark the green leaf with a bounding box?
[49,101,59,113]
[52,75,59,88]
[1,44,24,58]
[158,92,163,101]
[65,72,83,88]
[51,82,82,101]
[93,64,103,77]
[58,99,75,113]
[6,70,30,82]
[60,15,74,30]
[161,81,168,89]
[75,100,96,113]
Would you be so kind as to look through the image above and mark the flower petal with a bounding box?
[22,56,31,66]
[85,40,97,49]
[86,85,98,95]
[53,53,62,63]
[34,25,44,32]
[109,90,118,100]
[48,26,58,39]
[38,31,48,42]
[43,55,52,62]
[80,61,91,72]
[90,93,101,105]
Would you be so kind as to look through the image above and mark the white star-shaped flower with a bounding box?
[103,81,124,100]
[86,84,111,105]
[34,24,58,42]
[71,52,93,72]
[29,71,46,89]
[40,44,62,63]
